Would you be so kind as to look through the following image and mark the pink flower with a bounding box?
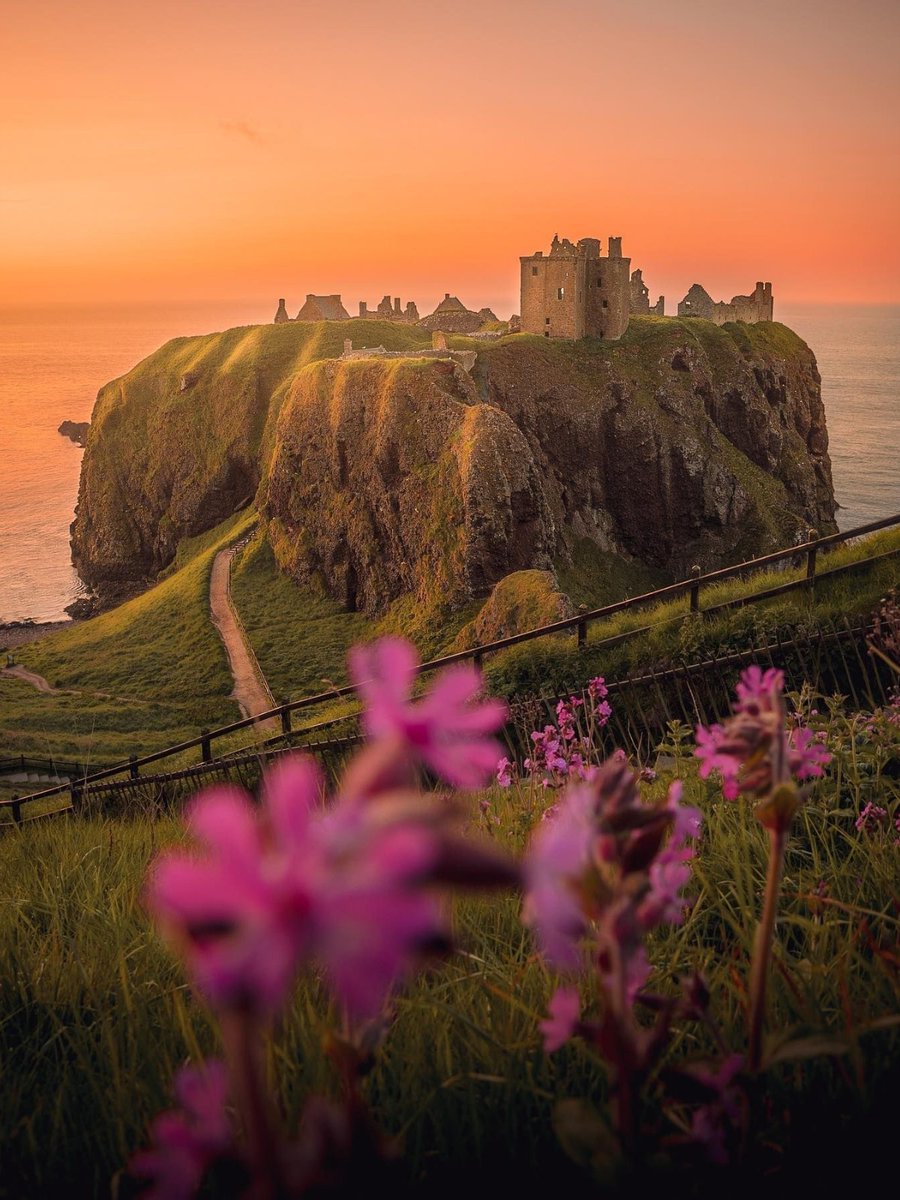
[855,802,888,833]
[685,1053,745,1164]
[146,756,443,1017]
[348,637,507,788]
[788,725,831,781]
[734,665,784,714]
[539,986,581,1052]
[695,665,829,801]
[147,773,316,1013]
[523,787,593,968]
[495,757,513,787]
[131,1062,232,1200]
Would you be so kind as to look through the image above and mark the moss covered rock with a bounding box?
[451,570,574,650]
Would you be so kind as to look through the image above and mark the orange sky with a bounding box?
[3,0,899,313]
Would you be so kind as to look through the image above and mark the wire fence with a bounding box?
[3,615,891,827]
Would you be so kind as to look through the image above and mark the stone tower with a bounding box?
[520,235,632,339]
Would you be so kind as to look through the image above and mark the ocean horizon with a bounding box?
[0,300,897,625]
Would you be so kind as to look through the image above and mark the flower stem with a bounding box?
[221,1012,282,1199]
[748,827,787,1072]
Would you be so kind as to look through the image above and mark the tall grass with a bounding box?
[1,691,897,1195]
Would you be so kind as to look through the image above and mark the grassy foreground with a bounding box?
[0,688,897,1196]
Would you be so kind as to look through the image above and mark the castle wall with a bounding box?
[520,236,631,340]
[679,281,773,325]
[584,249,631,340]
[520,253,587,338]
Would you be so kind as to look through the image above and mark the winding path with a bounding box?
[1,665,57,693]
[209,547,280,731]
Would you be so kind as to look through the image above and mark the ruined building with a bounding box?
[520,235,631,340]
[629,269,664,316]
[418,294,498,335]
[359,296,420,322]
[677,282,773,325]
[294,295,350,322]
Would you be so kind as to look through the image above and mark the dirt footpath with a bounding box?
[0,665,58,693]
[209,548,280,731]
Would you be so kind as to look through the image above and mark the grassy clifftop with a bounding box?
[72,316,836,614]
[71,320,436,599]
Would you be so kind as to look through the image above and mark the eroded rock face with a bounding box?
[263,358,555,612]
[471,320,835,575]
[71,317,836,611]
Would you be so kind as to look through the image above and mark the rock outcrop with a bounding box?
[58,420,90,447]
[71,316,836,612]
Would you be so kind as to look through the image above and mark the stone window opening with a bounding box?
[532,266,539,276]
[545,317,550,325]
[596,277,603,287]
[602,299,609,308]
[557,287,565,300]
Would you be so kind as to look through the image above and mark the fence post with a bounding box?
[474,651,484,670]
[806,528,818,592]
[129,755,139,779]
[577,604,588,649]
[281,703,292,737]
[71,783,82,813]
[11,795,21,825]
[689,565,702,614]
[200,730,212,763]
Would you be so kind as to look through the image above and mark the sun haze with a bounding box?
[3,0,898,312]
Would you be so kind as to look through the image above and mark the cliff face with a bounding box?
[467,319,835,576]
[72,317,836,611]
[264,358,554,613]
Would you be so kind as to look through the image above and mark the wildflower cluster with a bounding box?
[525,757,702,1027]
[695,666,830,813]
[507,676,612,788]
[134,637,513,1197]
[131,1064,232,1200]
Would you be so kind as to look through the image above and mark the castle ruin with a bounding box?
[273,241,774,339]
[519,235,631,340]
[359,295,420,322]
[294,294,350,322]
[629,269,664,316]
[677,281,773,325]
[418,294,498,335]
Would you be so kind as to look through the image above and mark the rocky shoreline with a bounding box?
[0,620,74,651]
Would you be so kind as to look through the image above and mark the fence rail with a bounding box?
[0,755,91,775]
[3,511,898,822]
[5,618,888,827]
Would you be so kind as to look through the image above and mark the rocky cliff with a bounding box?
[71,317,836,612]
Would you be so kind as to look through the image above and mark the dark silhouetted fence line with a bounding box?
[503,618,892,766]
[3,513,897,823]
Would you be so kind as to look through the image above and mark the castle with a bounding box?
[677,281,773,325]
[519,235,632,340]
[273,237,773,340]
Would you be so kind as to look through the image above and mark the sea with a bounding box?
[0,302,897,624]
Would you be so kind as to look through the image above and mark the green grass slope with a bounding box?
[3,512,255,762]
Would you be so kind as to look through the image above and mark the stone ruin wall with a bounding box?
[678,282,773,325]
[630,269,664,316]
[359,296,420,322]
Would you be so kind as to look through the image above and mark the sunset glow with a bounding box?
[3,0,899,312]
